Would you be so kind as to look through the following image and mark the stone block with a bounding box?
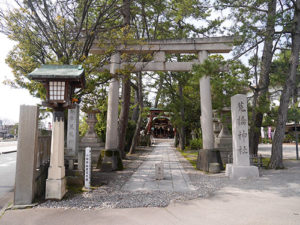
[155,163,164,180]
[100,149,123,172]
[45,177,66,200]
[228,165,259,180]
[209,163,220,173]
[14,105,39,205]
[196,149,223,172]
[225,163,232,176]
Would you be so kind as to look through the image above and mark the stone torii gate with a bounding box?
[90,36,234,171]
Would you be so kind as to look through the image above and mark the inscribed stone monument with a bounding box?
[226,94,259,179]
[65,104,79,170]
[14,105,39,205]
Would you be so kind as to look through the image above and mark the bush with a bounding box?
[190,138,202,150]
[284,133,295,143]
[261,138,272,144]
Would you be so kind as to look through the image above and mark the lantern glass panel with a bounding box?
[49,81,65,101]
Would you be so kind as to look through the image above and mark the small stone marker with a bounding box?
[226,94,259,179]
[155,162,164,180]
[85,147,92,189]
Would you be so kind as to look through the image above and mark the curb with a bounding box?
[0,150,17,155]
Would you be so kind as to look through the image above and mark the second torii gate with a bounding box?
[90,36,234,171]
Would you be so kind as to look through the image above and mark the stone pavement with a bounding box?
[122,139,195,192]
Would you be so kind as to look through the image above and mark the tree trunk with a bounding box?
[178,83,185,150]
[249,0,276,156]
[129,72,143,155]
[131,90,139,121]
[270,0,300,169]
[118,0,131,158]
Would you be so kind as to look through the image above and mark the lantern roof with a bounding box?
[28,64,85,87]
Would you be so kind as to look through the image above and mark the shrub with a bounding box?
[284,133,295,143]
[190,138,202,150]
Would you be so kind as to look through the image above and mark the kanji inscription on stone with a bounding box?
[231,94,250,166]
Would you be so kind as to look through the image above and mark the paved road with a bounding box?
[258,143,299,159]
[0,141,17,154]
[0,142,17,209]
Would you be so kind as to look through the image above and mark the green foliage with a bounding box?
[190,138,203,150]
[193,55,250,111]
[95,111,107,142]
[261,138,272,144]
[79,115,88,137]
[283,133,295,143]
[179,150,198,169]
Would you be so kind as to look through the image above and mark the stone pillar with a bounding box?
[196,51,223,173]
[14,105,39,205]
[105,53,120,149]
[226,94,259,179]
[102,53,123,171]
[46,110,66,200]
[66,104,79,170]
[198,50,214,149]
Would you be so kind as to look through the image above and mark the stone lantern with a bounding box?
[28,65,85,200]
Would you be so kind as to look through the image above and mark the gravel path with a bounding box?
[38,143,229,209]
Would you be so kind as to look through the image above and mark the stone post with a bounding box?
[46,110,66,200]
[102,53,123,171]
[66,104,79,170]
[226,94,259,179]
[198,50,214,149]
[196,51,223,173]
[14,105,39,205]
[105,53,120,149]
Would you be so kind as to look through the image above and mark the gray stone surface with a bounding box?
[105,53,120,150]
[199,50,214,150]
[79,111,104,167]
[228,94,258,179]
[196,149,223,172]
[46,118,66,200]
[14,105,39,205]
[122,141,195,192]
[91,36,235,54]
[66,104,79,158]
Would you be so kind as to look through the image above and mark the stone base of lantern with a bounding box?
[196,149,223,172]
[226,164,259,179]
[100,149,123,172]
[45,177,66,200]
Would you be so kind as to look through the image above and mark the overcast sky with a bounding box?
[0,33,41,124]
